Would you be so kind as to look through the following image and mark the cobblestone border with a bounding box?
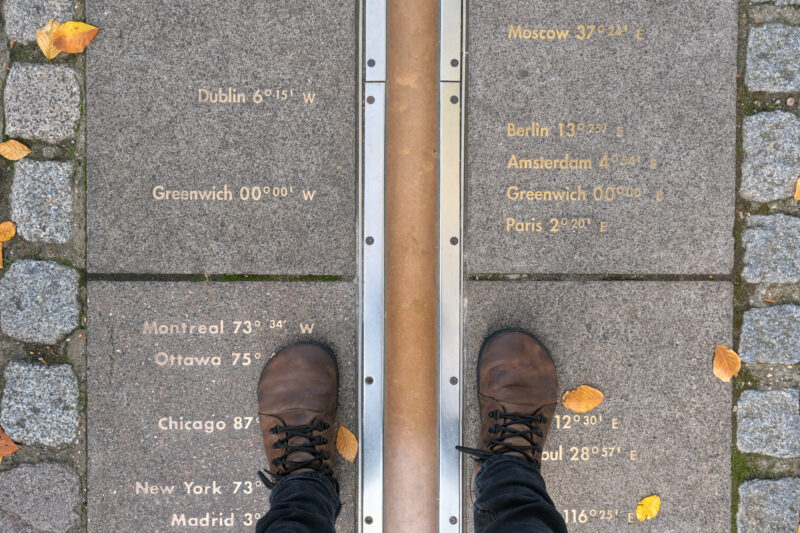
[733,1,800,532]
[0,1,87,532]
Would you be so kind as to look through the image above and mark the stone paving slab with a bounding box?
[86,1,357,275]
[737,478,800,533]
[737,389,800,458]
[742,214,800,283]
[463,281,732,532]
[0,462,81,532]
[87,281,357,532]
[746,25,800,92]
[465,0,736,274]
[4,63,81,144]
[0,361,78,447]
[2,0,75,44]
[11,159,74,244]
[740,305,800,364]
[741,111,800,203]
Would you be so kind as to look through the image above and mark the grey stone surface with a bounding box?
[737,478,800,533]
[741,112,800,202]
[465,1,736,274]
[746,25,800,92]
[737,389,800,458]
[87,281,357,532]
[740,305,800,364]
[0,463,81,532]
[2,0,75,44]
[0,260,79,344]
[11,160,74,244]
[751,0,800,4]
[742,215,800,283]
[0,361,78,446]
[464,281,732,532]
[4,64,81,144]
[86,1,356,274]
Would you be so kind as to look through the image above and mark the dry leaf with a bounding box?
[763,298,776,303]
[0,425,20,458]
[0,221,16,243]
[562,385,604,413]
[9,40,15,49]
[53,21,99,53]
[0,221,16,270]
[794,176,800,202]
[713,345,741,382]
[336,425,358,463]
[636,494,661,521]
[36,19,61,60]
[0,140,31,161]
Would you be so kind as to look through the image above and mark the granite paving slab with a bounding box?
[465,0,736,274]
[463,281,732,532]
[86,1,357,275]
[87,281,357,532]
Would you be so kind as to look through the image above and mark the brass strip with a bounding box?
[384,0,440,531]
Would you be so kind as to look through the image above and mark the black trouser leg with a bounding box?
[255,473,340,533]
[474,455,569,533]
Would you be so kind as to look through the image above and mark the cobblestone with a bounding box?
[737,478,800,533]
[2,0,76,44]
[737,389,800,458]
[0,462,80,532]
[11,160,74,244]
[0,260,79,344]
[0,361,78,446]
[740,305,800,364]
[3,63,81,144]
[741,111,800,203]
[746,24,800,92]
[742,214,800,283]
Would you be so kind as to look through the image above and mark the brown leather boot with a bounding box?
[257,342,339,491]
[458,329,559,475]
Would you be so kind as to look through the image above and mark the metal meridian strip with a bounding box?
[362,0,386,529]
[365,0,387,82]
[362,81,386,532]
[439,0,464,529]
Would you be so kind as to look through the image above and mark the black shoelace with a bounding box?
[456,410,546,466]
[258,421,337,491]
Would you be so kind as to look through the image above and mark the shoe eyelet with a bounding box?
[272,459,279,466]
[273,443,280,449]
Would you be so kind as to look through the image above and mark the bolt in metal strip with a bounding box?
[365,0,387,82]
[439,79,464,532]
[440,0,463,82]
[361,81,386,532]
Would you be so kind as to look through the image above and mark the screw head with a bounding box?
[367,59,376,67]
[451,59,459,67]
[366,236,374,245]
[450,95,459,104]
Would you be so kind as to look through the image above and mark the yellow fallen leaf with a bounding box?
[0,221,16,269]
[561,385,604,413]
[36,19,61,60]
[53,21,99,54]
[0,221,16,243]
[336,425,358,463]
[0,425,20,458]
[0,140,31,161]
[713,345,741,382]
[636,494,661,521]
[794,176,800,202]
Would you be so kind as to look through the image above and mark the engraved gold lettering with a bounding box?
[507,154,593,170]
